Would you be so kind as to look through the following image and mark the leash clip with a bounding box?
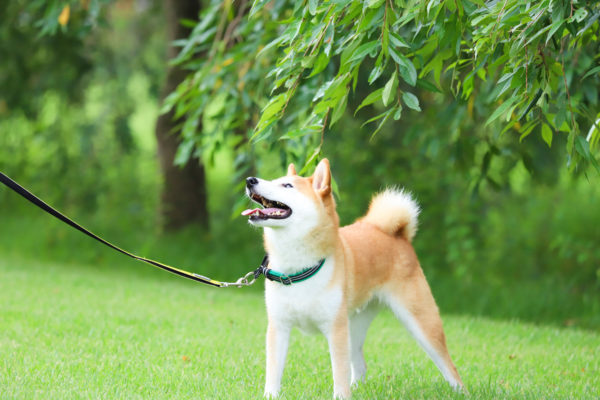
[217,255,270,288]
[219,269,258,288]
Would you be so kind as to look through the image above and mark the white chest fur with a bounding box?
[264,259,343,335]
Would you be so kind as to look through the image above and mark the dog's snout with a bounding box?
[246,177,259,188]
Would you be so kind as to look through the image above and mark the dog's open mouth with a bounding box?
[242,192,292,220]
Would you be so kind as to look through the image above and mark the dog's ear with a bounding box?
[287,163,297,176]
[312,158,331,196]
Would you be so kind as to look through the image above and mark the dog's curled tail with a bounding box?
[363,188,420,242]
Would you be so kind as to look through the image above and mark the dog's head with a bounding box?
[242,158,337,229]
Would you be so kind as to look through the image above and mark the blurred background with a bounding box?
[1,0,598,330]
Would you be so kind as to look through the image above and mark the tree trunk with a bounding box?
[155,0,208,230]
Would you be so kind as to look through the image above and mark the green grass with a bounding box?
[1,256,598,399]
[1,210,598,330]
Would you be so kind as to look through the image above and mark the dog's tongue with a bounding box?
[242,208,261,216]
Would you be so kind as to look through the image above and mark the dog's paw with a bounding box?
[350,372,365,387]
[264,389,280,399]
[333,393,351,399]
[333,387,351,399]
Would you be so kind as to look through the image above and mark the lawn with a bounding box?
[1,256,598,399]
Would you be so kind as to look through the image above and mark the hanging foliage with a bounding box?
[164,0,600,174]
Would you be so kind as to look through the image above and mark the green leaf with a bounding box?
[367,0,385,9]
[545,19,565,44]
[388,46,405,65]
[499,121,518,137]
[257,36,286,59]
[382,72,398,107]
[300,145,323,175]
[523,24,553,48]
[569,7,588,23]
[393,105,402,120]
[355,87,384,113]
[497,71,515,84]
[340,40,360,67]
[589,118,600,151]
[301,54,317,68]
[576,9,600,36]
[402,92,420,111]
[368,53,385,84]
[389,47,417,86]
[249,0,272,17]
[261,94,287,121]
[357,7,385,33]
[416,78,441,93]
[575,135,591,159]
[389,32,410,49]
[485,97,518,127]
[174,139,194,166]
[541,123,553,147]
[254,93,287,136]
[381,7,389,57]
[370,108,395,139]
[519,120,539,142]
[313,73,351,114]
[281,125,321,139]
[347,40,380,64]
[399,63,417,87]
[308,52,331,78]
[361,108,392,128]
[518,89,543,121]
[330,94,348,126]
[160,91,179,115]
[323,22,335,57]
[421,53,444,88]
[582,66,600,81]
[308,0,318,15]
[574,135,600,173]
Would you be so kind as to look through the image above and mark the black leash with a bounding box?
[0,171,326,287]
[0,171,255,288]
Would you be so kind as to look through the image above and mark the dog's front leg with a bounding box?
[327,312,351,399]
[264,322,290,398]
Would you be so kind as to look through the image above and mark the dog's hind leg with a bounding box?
[382,273,463,390]
[349,301,379,385]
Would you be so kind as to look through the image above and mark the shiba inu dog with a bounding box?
[242,159,463,398]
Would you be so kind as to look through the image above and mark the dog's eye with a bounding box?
[282,183,293,188]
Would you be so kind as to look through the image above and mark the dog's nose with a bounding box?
[246,177,259,188]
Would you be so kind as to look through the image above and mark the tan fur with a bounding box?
[361,188,420,241]
[258,159,463,399]
[287,163,297,176]
[329,305,351,398]
[341,201,462,389]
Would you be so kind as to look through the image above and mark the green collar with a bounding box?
[257,255,325,285]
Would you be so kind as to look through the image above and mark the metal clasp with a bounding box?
[219,269,258,288]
